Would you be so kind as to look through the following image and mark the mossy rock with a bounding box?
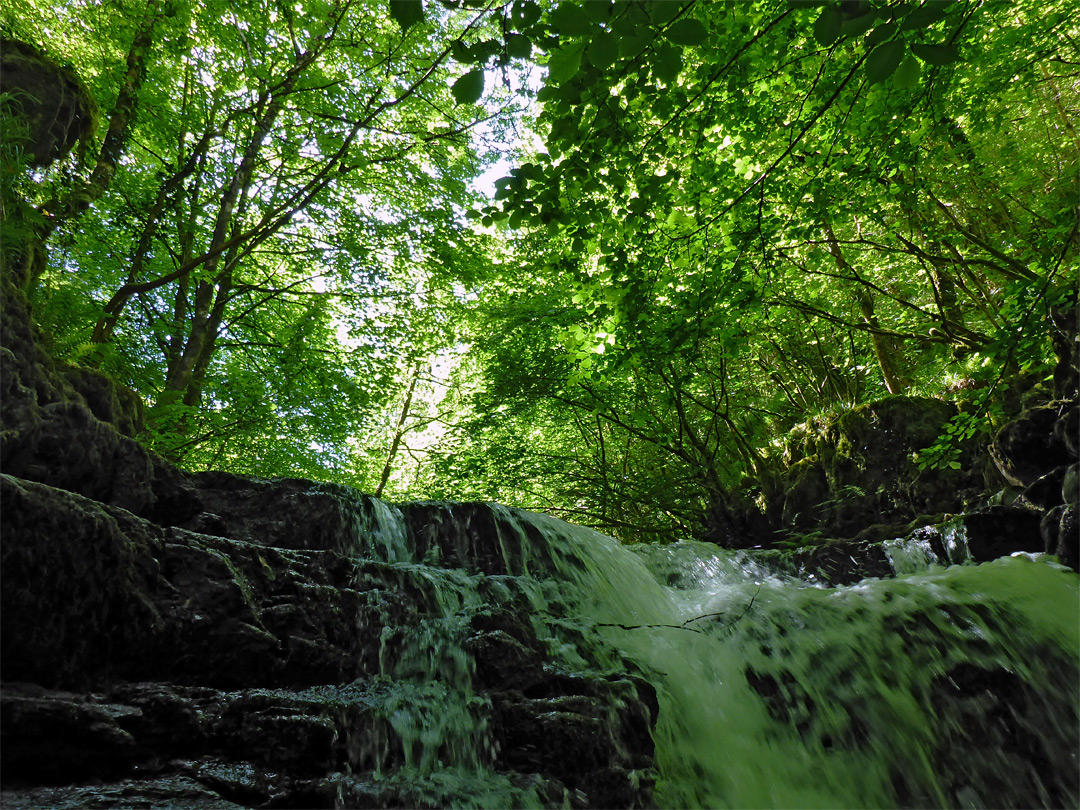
[835,396,957,453]
[776,397,984,538]
[0,39,97,168]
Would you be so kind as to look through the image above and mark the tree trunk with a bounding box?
[375,364,422,498]
[822,221,910,395]
[43,0,162,238]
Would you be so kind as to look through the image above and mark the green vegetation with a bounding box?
[2,0,1076,543]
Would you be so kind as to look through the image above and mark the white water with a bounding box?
[352,500,1080,808]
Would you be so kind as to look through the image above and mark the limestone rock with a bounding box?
[776,396,985,538]
[991,401,1074,488]
[0,472,657,807]
[0,39,97,168]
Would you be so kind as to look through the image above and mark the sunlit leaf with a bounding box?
[548,41,586,84]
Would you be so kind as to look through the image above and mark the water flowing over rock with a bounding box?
[6,458,1079,809]
[1,474,659,808]
[3,230,1079,809]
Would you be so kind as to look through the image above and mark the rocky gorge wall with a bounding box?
[754,307,1080,582]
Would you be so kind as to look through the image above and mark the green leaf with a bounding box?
[389,0,424,31]
[814,5,842,46]
[841,12,877,37]
[665,18,708,47]
[550,3,592,36]
[866,40,904,83]
[587,33,620,70]
[450,39,470,61]
[911,43,960,66]
[649,2,683,25]
[548,41,586,84]
[583,0,612,21]
[451,69,484,104]
[653,42,683,84]
[506,34,532,59]
[900,6,948,30]
[866,22,896,47]
[893,53,921,88]
[619,29,655,58]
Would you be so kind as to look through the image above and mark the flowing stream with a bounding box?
[349,500,1079,808]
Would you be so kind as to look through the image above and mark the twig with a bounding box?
[595,586,762,637]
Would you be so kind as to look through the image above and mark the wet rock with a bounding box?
[960,506,1044,562]
[1055,402,1079,457]
[775,397,985,538]
[930,662,1078,810]
[1041,505,1078,571]
[752,539,895,586]
[398,501,560,575]
[0,468,657,806]
[0,684,140,784]
[0,475,166,687]
[493,679,656,809]
[990,402,1073,488]
[173,472,384,555]
[1063,463,1079,509]
[780,458,830,532]
[1023,465,1070,509]
[0,778,247,810]
[1050,301,1079,401]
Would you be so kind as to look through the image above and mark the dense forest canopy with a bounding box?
[2,0,1077,543]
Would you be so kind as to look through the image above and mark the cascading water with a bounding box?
[346,497,1079,809]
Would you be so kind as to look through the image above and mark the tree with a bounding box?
[3,0,526,475]
[447,0,1078,542]
[4,0,1075,542]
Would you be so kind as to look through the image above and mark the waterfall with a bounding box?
[349,499,1079,809]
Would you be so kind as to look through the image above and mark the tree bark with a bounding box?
[375,364,422,499]
[42,0,162,237]
[822,221,910,395]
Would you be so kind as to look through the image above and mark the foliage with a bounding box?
[445,0,1078,541]
[3,0,521,481]
[2,0,1076,544]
